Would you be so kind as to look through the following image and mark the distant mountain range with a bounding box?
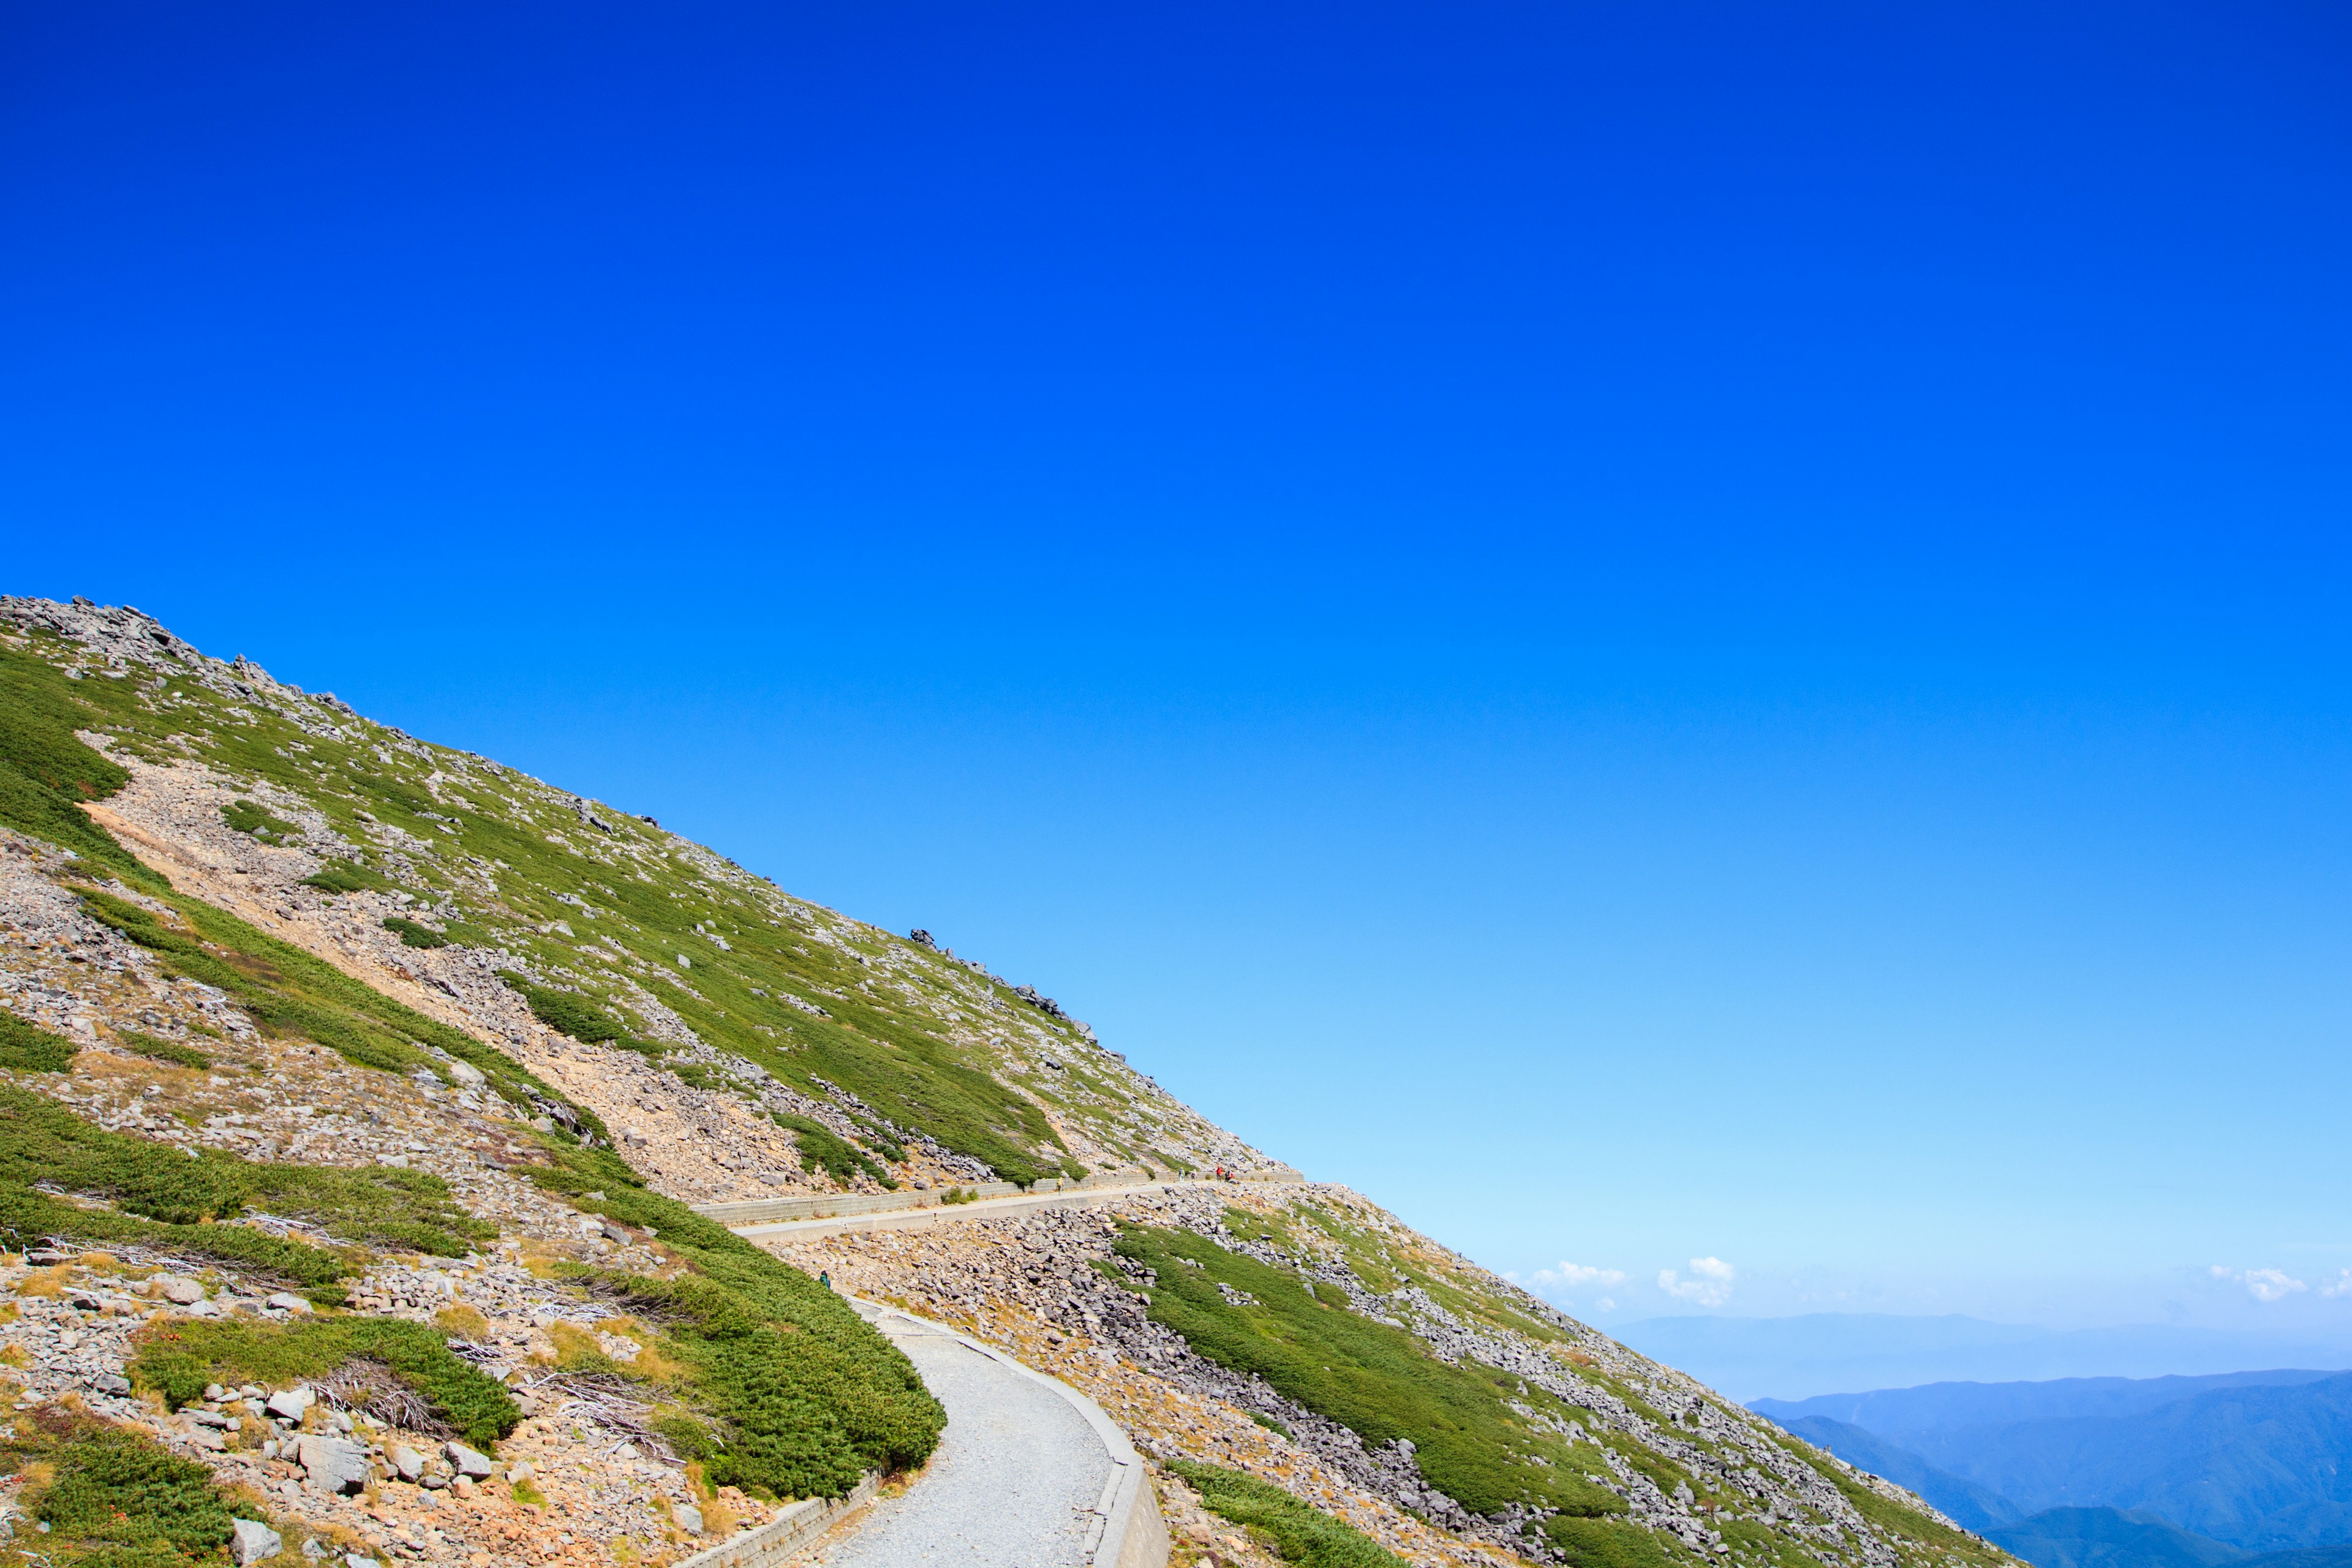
[1757,1370,2352,1565]
[1616,1313,2352,1403]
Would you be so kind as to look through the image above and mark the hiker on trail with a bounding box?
[820,1270,832,1291]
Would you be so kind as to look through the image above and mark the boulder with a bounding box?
[673,1502,704,1536]
[265,1293,313,1314]
[155,1276,206,1305]
[232,1520,284,1566]
[296,1435,370,1494]
[445,1441,496,1479]
[266,1386,314,1422]
[390,1443,426,1483]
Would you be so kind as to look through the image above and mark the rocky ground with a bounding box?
[0,826,775,1566]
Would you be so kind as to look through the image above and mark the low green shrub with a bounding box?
[1117,1220,1629,1521]
[0,1014,77,1072]
[299,859,392,895]
[561,1260,941,1500]
[77,890,573,1124]
[2,1404,235,1566]
[382,916,448,949]
[0,1084,488,1264]
[221,799,300,843]
[1541,1516,1677,1567]
[497,971,620,1043]
[132,1317,518,1448]
[771,1114,895,1189]
[1170,1461,1407,1568]
[111,1030,210,1069]
[0,643,169,890]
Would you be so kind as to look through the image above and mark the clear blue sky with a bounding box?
[6,2,2351,1344]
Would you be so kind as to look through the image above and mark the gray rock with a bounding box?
[447,1060,486,1088]
[265,1293,313,1314]
[297,1435,370,1494]
[444,1441,496,1479]
[390,1443,426,1483]
[232,1519,283,1566]
[156,1276,206,1305]
[185,1408,233,1428]
[266,1386,314,1421]
[89,1373,130,1395]
[505,1461,533,1483]
[673,1502,704,1536]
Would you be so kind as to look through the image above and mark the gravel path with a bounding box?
[808,1314,1114,1568]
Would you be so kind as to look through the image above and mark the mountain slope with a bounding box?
[1754,1371,2350,1443]
[0,595,2021,1568]
[1983,1507,2245,1568]
[1762,1371,2352,1554]
[1779,1416,2020,1534]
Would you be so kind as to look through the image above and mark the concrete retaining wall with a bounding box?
[691,1169,1308,1230]
[670,1472,879,1568]
[690,1183,1023,1227]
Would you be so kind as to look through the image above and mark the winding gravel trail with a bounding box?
[804,1307,1118,1568]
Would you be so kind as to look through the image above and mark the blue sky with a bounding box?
[6,2,2352,1349]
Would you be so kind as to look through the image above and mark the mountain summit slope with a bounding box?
[0,596,2018,1568]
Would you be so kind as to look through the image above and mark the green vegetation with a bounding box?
[1542,1517,1679,1567]
[63,881,941,1495]
[498,971,620,1042]
[110,1030,209,1069]
[1780,1440,2011,1568]
[383,916,448,949]
[132,1317,518,1448]
[0,644,167,891]
[0,1014,77,1072]
[77,889,565,1120]
[2,1404,236,1568]
[0,1084,488,1280]
[772,1114,895,1189]
[1170,1461,1408,1568]
[1116,1221,1630,1521]
[220,799,299,843]
[300,859,391,895]
[528,1144,945,1497]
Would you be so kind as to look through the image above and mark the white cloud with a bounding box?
[2211,1265,2308,1302]
[2320,1270,2352,1300]
[1534,1262,1628,1292]
[1659,1256,1736,1308]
